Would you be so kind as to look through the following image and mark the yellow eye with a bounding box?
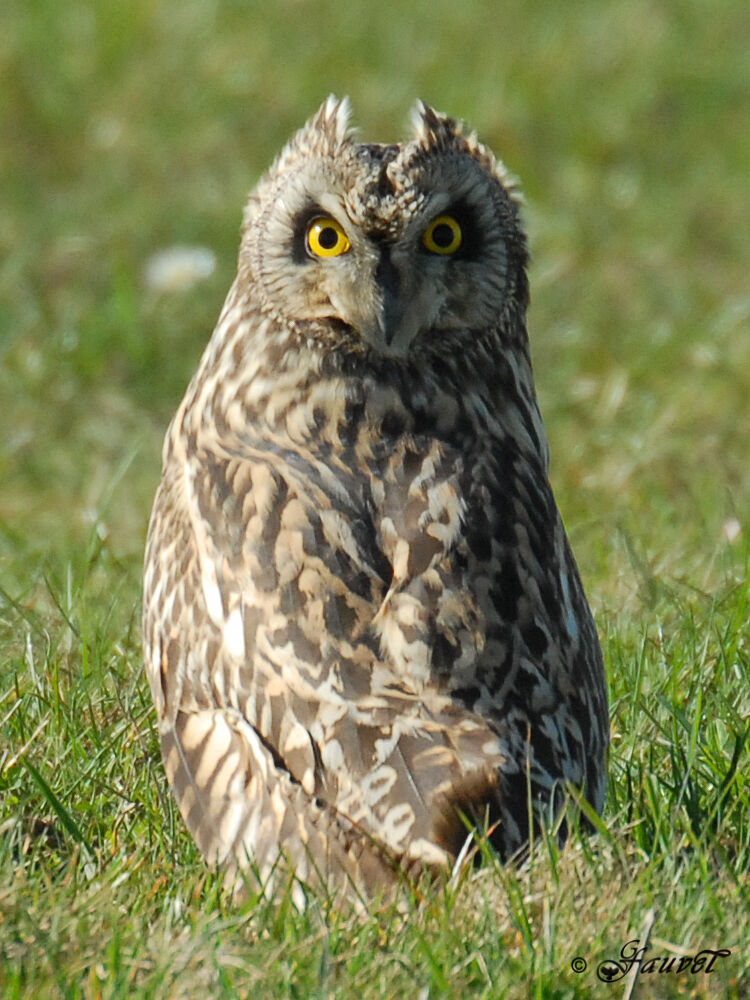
[423,215,462,255]
[306,216,350,258]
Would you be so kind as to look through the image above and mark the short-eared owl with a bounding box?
[143,97,608,904]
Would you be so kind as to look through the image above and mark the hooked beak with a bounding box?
[328,244,429,357]
[375,251,402,346]
[356,248,421,356]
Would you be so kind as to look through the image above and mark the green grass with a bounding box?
[1,0,749,996]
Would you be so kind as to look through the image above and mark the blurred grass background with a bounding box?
[1,0,749,997]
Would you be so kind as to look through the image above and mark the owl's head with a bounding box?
[239,97,528,361]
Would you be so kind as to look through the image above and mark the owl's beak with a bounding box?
[336,247,421,356]
[370,251,412,353]
[379,290,402,347]
[373,250,402,346]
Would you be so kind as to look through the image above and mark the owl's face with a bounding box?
[239,97,528,360]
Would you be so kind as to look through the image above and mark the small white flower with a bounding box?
[721,517,742,544]
[144,246,217,294]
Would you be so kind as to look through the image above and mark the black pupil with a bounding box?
[432,222,455,247]
[318,226,339,250]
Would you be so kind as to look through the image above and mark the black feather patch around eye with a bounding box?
[291,204,326,264]
[421,199,483,262]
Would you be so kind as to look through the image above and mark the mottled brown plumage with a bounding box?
[142,97,608,905]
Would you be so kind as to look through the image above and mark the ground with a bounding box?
[1,1,748,997]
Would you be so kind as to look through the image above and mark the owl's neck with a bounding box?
[171,284,548,471]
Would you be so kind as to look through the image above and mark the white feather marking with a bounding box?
[321,738,344,772]
[407,837,450,865]
[560,571,579,642]
[381,802,416,850]
[197,546,224,627]
[209,746,243,799]
[567,609,579,642]
[181,713,218,754]
[192,725,232,786]
[283,721,311,753]
[217,798,246,858]
[223,607,245,659]
[360,764,398,806]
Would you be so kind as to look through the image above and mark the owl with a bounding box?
[142,97,609,906]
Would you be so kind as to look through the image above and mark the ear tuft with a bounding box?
[410,100,464,150]
[271,95,355,175]
[243,97,355,233]
[310,94,353,146]
[410,100,524,204]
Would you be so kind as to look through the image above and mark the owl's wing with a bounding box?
[449,440,610,830]
[143,440,505,899]
[352,431,609,853]
[144,455,411,902]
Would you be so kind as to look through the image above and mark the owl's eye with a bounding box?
[423,215,462,255]
[306,216,351,258]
